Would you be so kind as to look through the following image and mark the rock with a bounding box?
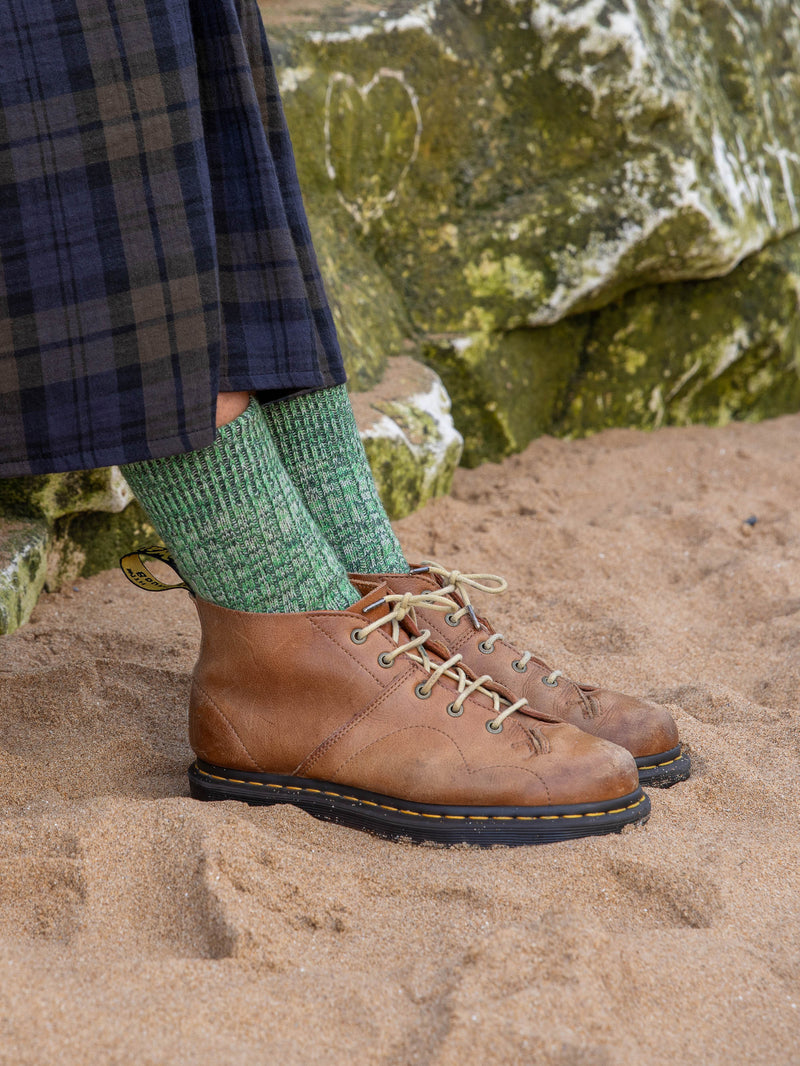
[275,0,800,330]
[0,467,156,605]
[427,231,800,461]
[267,0,800,461]
[350,356,463,518]
[423,317,588,467]
[561,234,800,436]
[0,468,132,521]
[305,209,412,390]
[45,502,157,592]
[0,519,49,635]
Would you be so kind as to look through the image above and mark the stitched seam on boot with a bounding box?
[332,726,553,804]
[294,667,415,777]
[191,680,261,771]
[575,685,600,720]
[317,669,521,768]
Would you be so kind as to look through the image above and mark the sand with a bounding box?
[1,416,799,1065]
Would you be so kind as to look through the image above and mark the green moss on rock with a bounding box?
[423,318,587,466]
[351,356,463,518]
[561,235,800,435]
[0,467,132,521]
[0,519,50,635]
[306,210,411,390]
[269,0,800,339]
[45,501,158,591]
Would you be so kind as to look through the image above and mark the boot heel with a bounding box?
[188,776,223,802]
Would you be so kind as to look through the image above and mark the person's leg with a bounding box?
[121,394,356,613]
[262,384,409,575]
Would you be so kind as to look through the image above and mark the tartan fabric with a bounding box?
[0,0,345,476]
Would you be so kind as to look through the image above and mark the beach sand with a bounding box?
[1,416,799,1065]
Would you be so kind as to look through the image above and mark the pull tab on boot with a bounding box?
[119,545,191,593]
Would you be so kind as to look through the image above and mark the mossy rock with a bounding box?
[45,501,158,591]
[351,356,463,518]
[560,235,800,435]
[269,0,800,337]
[0,467,132,521]
[0,519,50,634]
[422,317,588,466]
[263,0,800,462]
[305,209,412,390]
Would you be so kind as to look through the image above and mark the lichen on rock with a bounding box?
[0,467,132,522]
[0,520,50,635]
[561,234,800,436]
[350,356,463,518]
[423,318,587,466]
[275,0,800,339]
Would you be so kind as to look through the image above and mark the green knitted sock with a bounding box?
[121,399,357,613]
[263,384,408,575]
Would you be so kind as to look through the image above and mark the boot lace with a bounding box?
[353,590,529,733]
[416,563,564,687]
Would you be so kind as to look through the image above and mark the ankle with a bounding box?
[216,391,252,428]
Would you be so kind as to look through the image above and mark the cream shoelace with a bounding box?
[353,590,529,733]
[417,563,564,686]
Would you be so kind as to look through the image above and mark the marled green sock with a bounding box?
[263,385,408,575]
[121,399,357,613]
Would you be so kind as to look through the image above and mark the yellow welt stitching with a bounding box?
[195,767,645,822]
[642,753,682,769]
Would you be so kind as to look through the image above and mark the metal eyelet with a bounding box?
[377,652,394,668]
[541,675,558,687]
[446,703,464,717]
[478,640,494,654]
[415,682,432,700]
[350,628,368,644]
[444,612,460,627]
[512,659,528,673]
[485,719,503,734]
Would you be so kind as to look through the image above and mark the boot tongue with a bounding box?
[350,580,421,637]
[350,579,394,625]
[350,578,448,650]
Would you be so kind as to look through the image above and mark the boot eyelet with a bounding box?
[444,612,460,627]
[478,640,494,654]
[350,628,368,644]
[512,659,528,673]
[446,703,464,718]
[377,652,394,668]
[485,719,503,734]
[542,675,558,687]
[415,682,432,700]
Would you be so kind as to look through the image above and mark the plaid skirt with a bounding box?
[0,0,345,476]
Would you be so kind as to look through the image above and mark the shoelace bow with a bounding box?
[417,563,564,687]
[354,590,530,732]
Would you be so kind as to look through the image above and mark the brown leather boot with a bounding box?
[182,578,648,844]
[352,565,690,788]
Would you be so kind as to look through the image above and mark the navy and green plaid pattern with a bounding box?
[0,0,345,476]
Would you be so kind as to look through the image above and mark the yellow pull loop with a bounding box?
[119,546,190,593]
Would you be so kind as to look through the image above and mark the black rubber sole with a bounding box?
[636,744,691,788]
[188,759,651,846]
